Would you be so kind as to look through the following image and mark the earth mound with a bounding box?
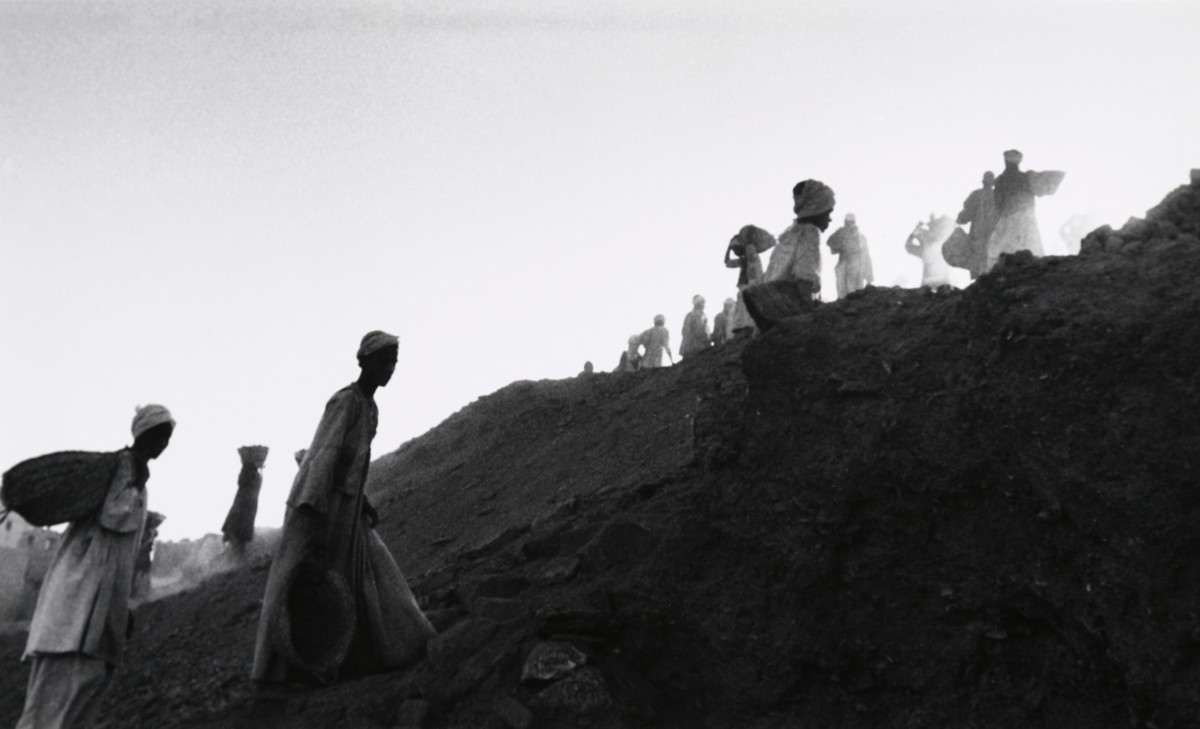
[2,173,1199,728]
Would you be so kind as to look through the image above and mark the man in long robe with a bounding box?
[252,331,435,687]
[16,405,175,729]
[986,149,1065,270]
[954,171,998,278]
[826,213,874,298]
[679,295,711,359]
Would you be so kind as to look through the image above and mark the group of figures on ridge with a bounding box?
[614,148,1064,363]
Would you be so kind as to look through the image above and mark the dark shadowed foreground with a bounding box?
[2,176,1199,728]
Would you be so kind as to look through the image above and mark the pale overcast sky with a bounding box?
[3,0,1198,540]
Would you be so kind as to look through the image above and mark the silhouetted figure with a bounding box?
[637,315,674,368]
[826,213,873,298]
[616,335,642,372]
[579,361,594,376]
[17,405,174,729]
[680,295,711,358]
[766,179,835,297]
[222,445,269,561]
[253,331,434,688]
[711,297,735,346]
[952,171,998,278]
[987,149,1065,270]
[725,225,773,337]
[132,511,166,599]
[906,214,955,288]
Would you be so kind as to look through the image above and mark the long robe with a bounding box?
[987,166,1063,270]
[23,449,148,666]
[956,185,997,278]
[252,383,434,683]
[827,224,873,298]
[679,309,709,358]
[765,221,822,291]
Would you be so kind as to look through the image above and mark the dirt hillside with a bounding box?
[2,173,1199,728]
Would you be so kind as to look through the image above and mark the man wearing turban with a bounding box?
[16,405,174,729]
[826,213,874,298]
[986,149,1065,271]
[765,180,836,296]
[252,331,435,688]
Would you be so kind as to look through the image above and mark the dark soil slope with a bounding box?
[2,174,1199,729]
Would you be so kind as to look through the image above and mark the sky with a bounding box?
[2,0,1198,541]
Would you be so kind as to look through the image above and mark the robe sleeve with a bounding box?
[287,389,361,514]
[97,452,146,534]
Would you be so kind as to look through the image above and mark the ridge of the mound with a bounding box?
[3,175,1199,729]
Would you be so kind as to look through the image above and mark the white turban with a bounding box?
[1003,149,1023,164]
[357,330,399,359]
[132,404,175,439]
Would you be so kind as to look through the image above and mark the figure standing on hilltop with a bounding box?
[826,213,873,298]
[221,445,268,562]
[15,405,174,729]
[252,331,434,689]
[905,213,955,288]
[616,334,642,372]
[132,511,166,599]
[950,171,998,279]
[637,315,674,368]
[986,149,1065,270]
[765,179,836,299]
[725,224,773,337]
[679,295,711,359]
[711,297,735,347]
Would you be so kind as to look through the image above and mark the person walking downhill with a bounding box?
[252,331,435,690]
[15,405,175,729]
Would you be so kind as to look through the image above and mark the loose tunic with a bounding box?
[766,222,822,292]
[956,186,998,278]
[221,468,262,545]
[827,224,873,299]
[252,383,434,682]
[637,326,671,368]
[987,167,1062,270]
[679,310,710,358]
[24,450,148,667]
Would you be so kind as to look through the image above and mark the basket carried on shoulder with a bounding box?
[1,450,121,526]
[742,278,820,332]
[271,559,356,680]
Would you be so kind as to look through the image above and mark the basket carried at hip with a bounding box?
[1,450,122,526]
[271,559,356,681]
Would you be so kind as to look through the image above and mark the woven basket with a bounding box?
[237,445,269,468]
[1,450,121,526]
[271,560,356,678]
[728,224,777,256]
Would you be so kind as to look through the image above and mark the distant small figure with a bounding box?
[905,213,955,288]
[132,511,166,599]
[294,449,307,467]
[679,295,711,359]
[579,361,594,376]
[952,171,998,279]
[616,335,642,373]
[987,149,1065,270]
[637,315,674,368]
[826,213,874,298]
[1059,212,1103,255]
[765,179,835,296]
[222,445,269,562]
[725,225,774,337]
[711,297,735,347]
